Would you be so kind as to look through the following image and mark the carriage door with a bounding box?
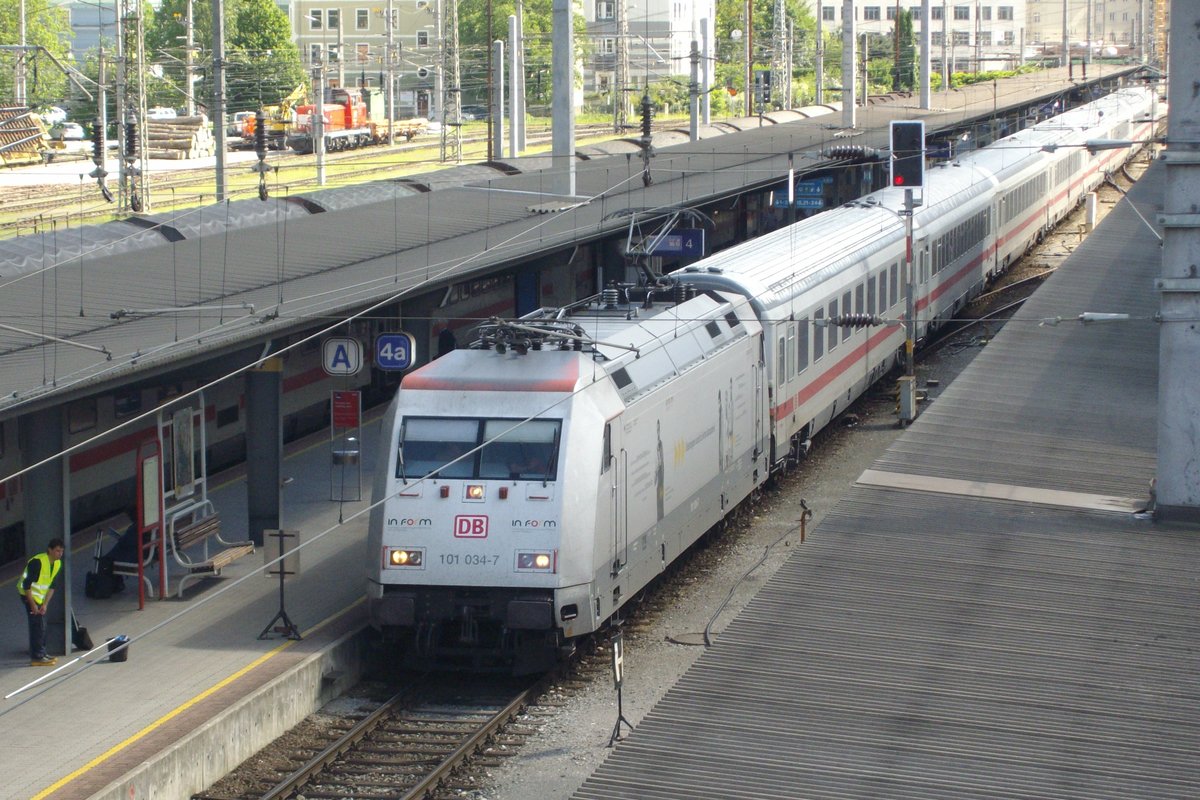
[753,358,765,463]
[605,422,628,583]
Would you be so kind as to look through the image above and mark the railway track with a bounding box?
[196,675,545,800]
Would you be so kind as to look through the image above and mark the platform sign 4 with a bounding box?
[375,332,416,371]
[322,337,362,376]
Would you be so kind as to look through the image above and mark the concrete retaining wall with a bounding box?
[89,626,368,800]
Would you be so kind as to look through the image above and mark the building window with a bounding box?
[981,6,991,21]
[910,6,921,20]
[998,6,1013,21]
[822,6,835,21]
[308,8,322,29]
[356,43,370,63]
[978,31,992,46]
[596,0,614,19]
[954,6,969,21]
[327,9,340,29]
[417,30,429,47]
[356,8,369,30]
[932,31,943,45]
[953,29,970,45]
[1002,30,1014,45]
[886,6,897,20]
[864,6,880,21]
[600,37,616,55]
[310,43,322,63]
[931,6,943,20]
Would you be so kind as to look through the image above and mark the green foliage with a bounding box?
[895,10,915,91]
[456,0,588,107]
[714,0,815,92]
[145,0,306,114]
[0,0,71,108]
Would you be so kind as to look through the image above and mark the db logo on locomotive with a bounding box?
[454,515,489,538]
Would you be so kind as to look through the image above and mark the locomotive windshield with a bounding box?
[398,417,560,481]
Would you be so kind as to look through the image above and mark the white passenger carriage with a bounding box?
[677,86,1157,467]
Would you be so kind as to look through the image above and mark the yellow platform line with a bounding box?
[32,599,363,800]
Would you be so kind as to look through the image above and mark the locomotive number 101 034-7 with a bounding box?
[439,553,500,566]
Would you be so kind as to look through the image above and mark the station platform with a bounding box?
[571,163,1200,798]
[0,415,382,800]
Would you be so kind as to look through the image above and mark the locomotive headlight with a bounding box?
[465,484,485,501]
[516,550,556,572]
[385,547,424,568]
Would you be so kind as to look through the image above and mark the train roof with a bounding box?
[671,87,1155,312]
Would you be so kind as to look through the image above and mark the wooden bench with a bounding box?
[170,511,255,598]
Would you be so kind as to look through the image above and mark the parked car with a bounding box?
[227,110,254,138]
[459,105,490,121]
[50,122,85,141]
[40,106,68,125]
[147,107,177,120]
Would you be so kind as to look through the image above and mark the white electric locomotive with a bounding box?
[367,288,768,671]
[366,86,1157,672]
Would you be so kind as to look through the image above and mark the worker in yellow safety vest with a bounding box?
[18,538,65,666]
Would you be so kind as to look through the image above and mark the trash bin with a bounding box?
[107,635,130,663]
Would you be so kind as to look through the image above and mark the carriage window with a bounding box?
[828,299,838,351]
[867,276,877,315]
[114,388,143,419]
[890,264,899,303]
[842,292,852,342]
[855,284,864,314]
[797,319,809,373]
[68,398,97,434]
[813,310,824,361]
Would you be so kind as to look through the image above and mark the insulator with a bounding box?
[124,118,137,158]
[91,117,104,164]
[673,282,688,306]
[602,285,620,309]
[832,314,878,328]
[254,110,268,160]
[640,94,653,140]
[825,145,882,161]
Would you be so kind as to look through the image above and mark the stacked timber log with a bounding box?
[146,115,216,160]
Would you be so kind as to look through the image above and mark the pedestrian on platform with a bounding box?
[18,537,65,666]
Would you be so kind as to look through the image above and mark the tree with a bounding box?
[456,0,588,109]
[145,0,305,114]
[0,0,71,108]
[714,0,815,94]
[895,9,915,91]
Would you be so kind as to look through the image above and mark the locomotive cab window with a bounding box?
[398,418,477,479]
[397,416,561,481]
[479,419,560,481]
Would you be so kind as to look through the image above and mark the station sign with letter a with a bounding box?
[322,337,362,376]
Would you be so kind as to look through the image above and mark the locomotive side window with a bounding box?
[398,417,478,478]
[479,419,560,481]
[601,423,611,474]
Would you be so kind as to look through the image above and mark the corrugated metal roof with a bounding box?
[0,67,1140,418]
[572,162,1197,799]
